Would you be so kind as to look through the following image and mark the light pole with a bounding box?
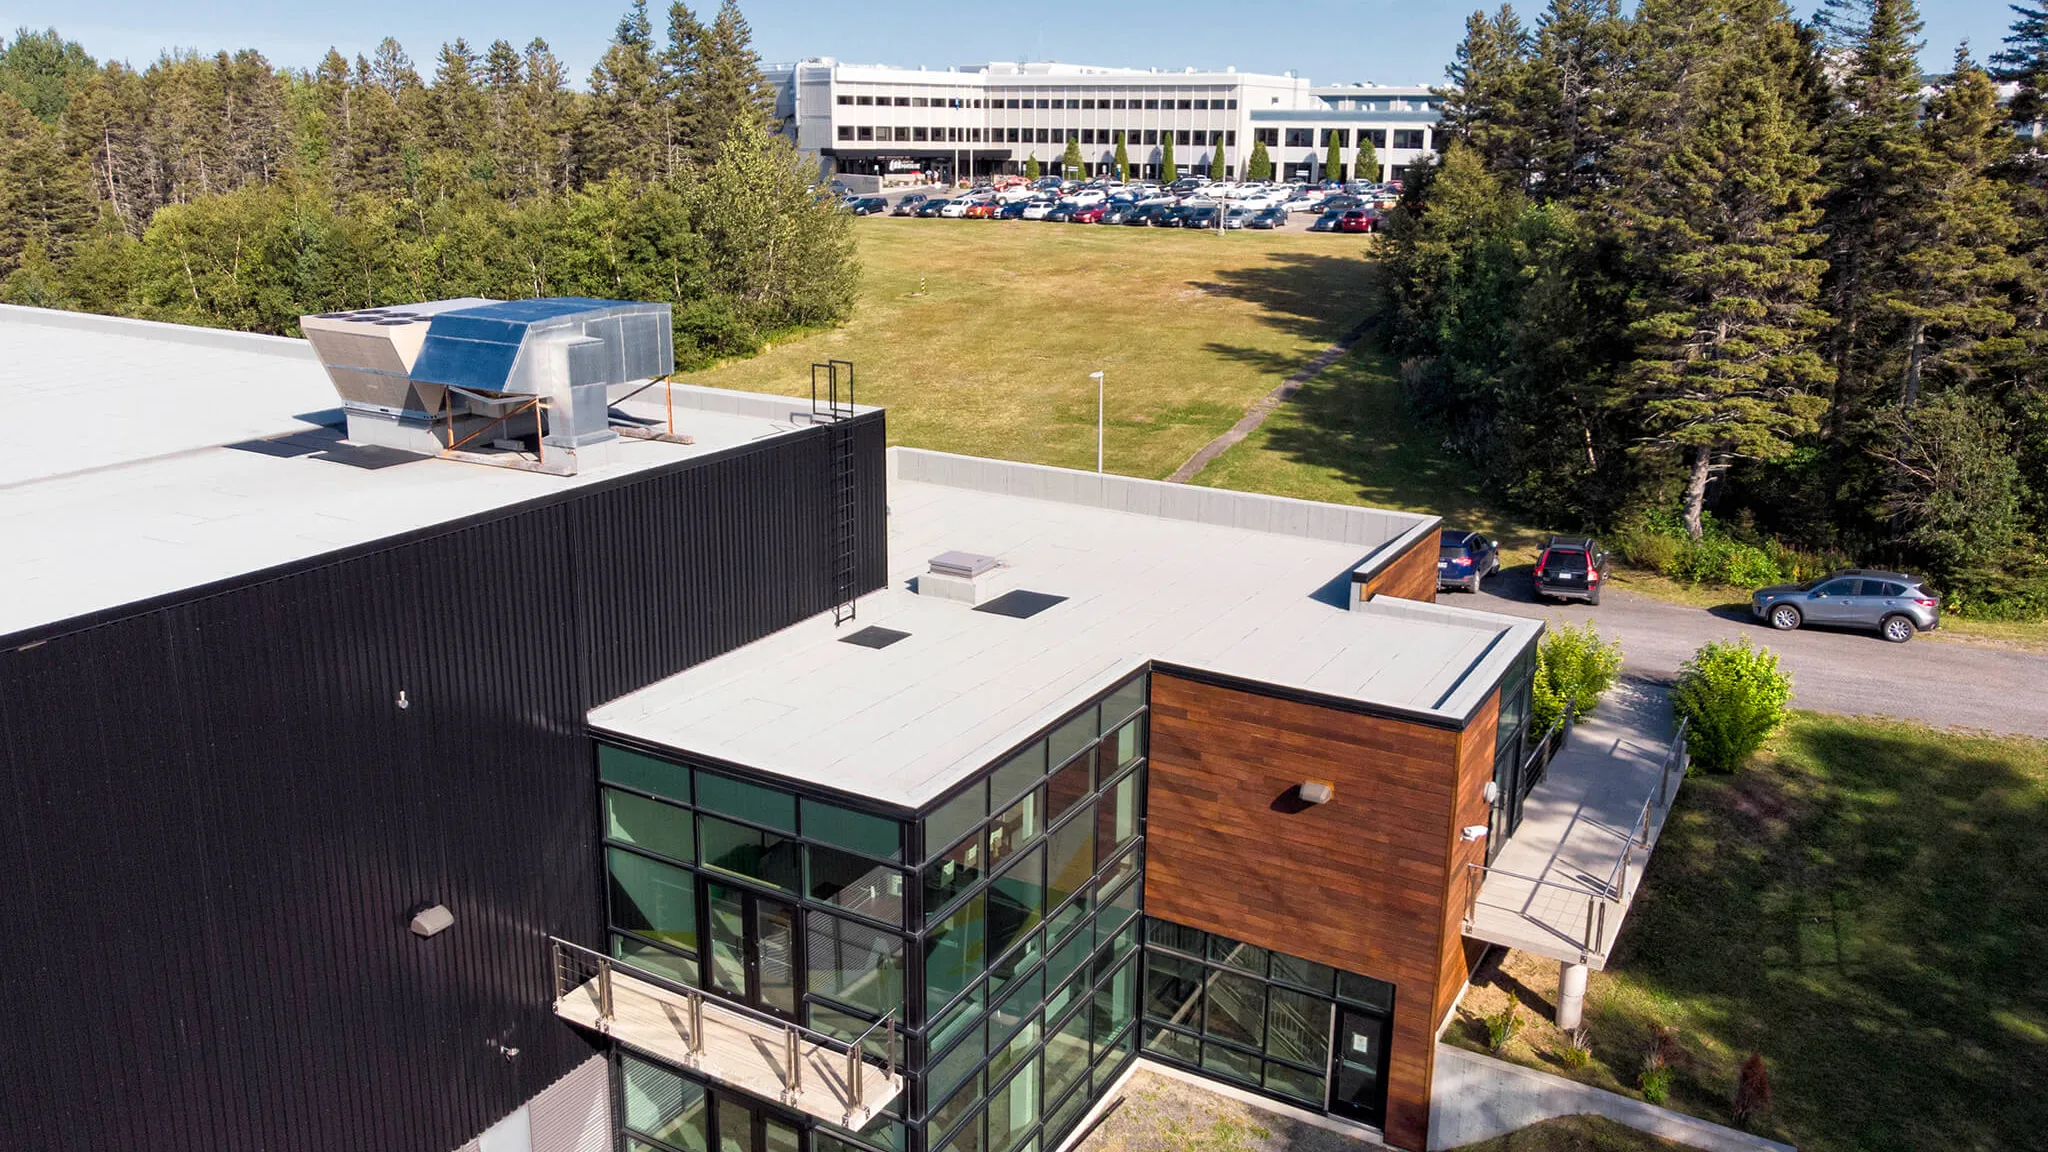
[1090,371,1105,473]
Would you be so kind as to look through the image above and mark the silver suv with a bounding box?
[1751,570,1941,643]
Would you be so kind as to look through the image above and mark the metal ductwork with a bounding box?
[300,297,676,471]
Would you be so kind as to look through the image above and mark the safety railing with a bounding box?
[549,936,897,1110]
[1464,715,1691,962]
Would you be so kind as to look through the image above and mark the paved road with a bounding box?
[1453,571,2048,737]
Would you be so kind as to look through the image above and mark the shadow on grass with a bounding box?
[1605,717,2048,1152]
[1183,249,1381,345]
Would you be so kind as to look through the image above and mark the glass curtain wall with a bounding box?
[1487,647,1538,856]
[599,743,913,1152]
[1139,917,1394,1114]
[914,671,1148,1152]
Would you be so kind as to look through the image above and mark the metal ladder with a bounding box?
[811,360,858,626]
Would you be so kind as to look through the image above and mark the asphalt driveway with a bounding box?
[1452,570,2048,738]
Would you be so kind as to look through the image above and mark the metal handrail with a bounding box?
[548,936,899,1106]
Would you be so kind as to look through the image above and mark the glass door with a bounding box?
[711,1091,804,1152]
[705,880,802,1020]
[1328,1007,1389,1128]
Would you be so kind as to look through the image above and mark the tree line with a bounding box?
[1381,0,2048,618]
[0,0,855,365]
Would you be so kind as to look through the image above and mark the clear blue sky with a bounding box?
[0,0,2025,87]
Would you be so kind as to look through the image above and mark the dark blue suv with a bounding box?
[1437,530,1500,593]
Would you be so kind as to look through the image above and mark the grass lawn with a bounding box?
[1445,1116,1697,1152]
[685,217,1379,481]
[1445,712,2048,1152]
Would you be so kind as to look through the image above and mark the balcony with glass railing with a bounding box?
[549,937,903,1129]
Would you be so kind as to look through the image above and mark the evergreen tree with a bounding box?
[695,0,772,163]
[1816,0,1927,423]
[1160,135,1177,182]
[522,39,575,193]
[431,39,484,157]
[1617,0,1832,539]
[1992,2,2048,130]
[659,2,709,174]
[0,90,95,278]
[1114,131,1129,181]
[1212,137,1226,177]
[1061,136,1083,178]
[1875,50,2024,407]
[1025,153,1040,181]
[585,1,663,181]
[1354,132,1377,183]
[0,28,96,123]
[1522,0,1620,199]
[1323,131,1342,181]
[1440,5,1533,181]
[1246,138,1272,181]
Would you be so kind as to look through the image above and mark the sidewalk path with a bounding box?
[1166,316,1372,484]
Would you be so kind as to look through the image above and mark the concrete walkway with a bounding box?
[1165,316,1373,484]
[1430,1044,1794,1152]
[1465,679,1683,969]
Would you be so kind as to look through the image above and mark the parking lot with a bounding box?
[840,179,1391,234]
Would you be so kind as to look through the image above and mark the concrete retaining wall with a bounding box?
[1429,1044,1793,1152]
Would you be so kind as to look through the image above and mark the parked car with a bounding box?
[1533,536,1609,605]
[916,198,953,217]
[1220,207,1252,230]
[1436,530,1500,593]
[1155,204,1193,228]
[1182,205,1222,229]
[1100,201,1140,224]
[1065,188,1108,206]
[1021,199,1060,220]
[997,199,1033,220]
[1071,203,1109,224]
[1322,194,1363,211]
[1751,570,1940,643]
[1045,203,1078,222]
[847,196,889,216]
[1336,209,1380,233]
[1308,209,1345,233]
[1127,203,1170,226]
[890,194,929,216]
[1247,207,1289,230]
[963,201,1001,219]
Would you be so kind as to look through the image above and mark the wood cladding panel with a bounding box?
[1438,691,1499,1029]
[1356,528,1441,604]
[1145,674,1465,1152]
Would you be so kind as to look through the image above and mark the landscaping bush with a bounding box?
[1639,1052,1673,1104]
[1530,623,1624,734]
[1556,1027,1592,1070]
[1671,640,1793,773]
[1486,1003,1523,1053]
[1612,512,1852,590]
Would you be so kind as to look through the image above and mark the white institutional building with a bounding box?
[761,59,1443,183]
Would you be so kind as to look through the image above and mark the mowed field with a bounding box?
[686,216,1378,480]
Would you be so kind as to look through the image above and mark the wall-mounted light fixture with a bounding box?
[1483,781,1501,804]
[1460,825,1489,842]
[1297,781,1335,805]
[410,904,454,938]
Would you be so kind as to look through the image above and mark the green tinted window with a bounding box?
[1109,719,1145,772]
[925,827,987,919]
[606,789,694,863]
[805,910,905,1017]
[622,1054,709,1150]
[924,783,987,861]
[1265,986,1331,1067]
[699,815,800,890]
[1045,1006,1091,1099]
[1095,772,1138,865]
[987,845,1045,961]
[613,932,698,984]
[990,742,1046,809]
[1100,676,1147,730]
[1047,709,1097,769]
[926,893,987,1014]
[696,772,795,832]
[609,848,698,954]
[808,845,905,925]
[1046,808,1095,911]
[803,796,901,860]
[600,745,690,804]
[987,1060,1040,1152]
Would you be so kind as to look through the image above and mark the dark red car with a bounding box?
[1336,209,1382,234]
[1070,203,1108,224]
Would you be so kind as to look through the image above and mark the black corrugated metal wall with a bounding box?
[0,414,886,1152]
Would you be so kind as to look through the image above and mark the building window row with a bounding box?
[836,93,1242,112]
[834,126,1236,148]
[1248,128,1426,151]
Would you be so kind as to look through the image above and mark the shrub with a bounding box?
[1556,1027,1592,1070]
[1671,640,1792,773]
[1733,1052,1772,1127]
[1530,623,1623,733]
[1485,1003,1523,1053]
[1638,1052,1672,1104]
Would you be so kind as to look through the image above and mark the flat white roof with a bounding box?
[592,449,1541,811]
[0,305,828,640]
